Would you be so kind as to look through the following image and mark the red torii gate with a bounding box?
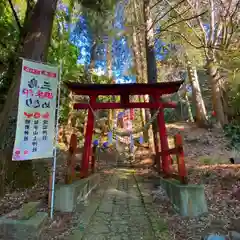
[65,80,184,178]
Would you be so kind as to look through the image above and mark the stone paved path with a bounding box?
[70,168,169,240]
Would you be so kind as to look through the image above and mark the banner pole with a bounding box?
[50,61,62,219]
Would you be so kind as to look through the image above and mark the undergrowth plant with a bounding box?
[223,124,240,149]
[230,148,240,160]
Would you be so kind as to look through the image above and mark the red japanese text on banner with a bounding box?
[12,59,59,161]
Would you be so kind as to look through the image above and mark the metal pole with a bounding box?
[50,61,62,219]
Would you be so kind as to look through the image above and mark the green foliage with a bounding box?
[164,108,178,122]
[91,73,112,84]
[80,0,117,13]
[223,124,240,150]
[46,6,81,124]
[163,94,193,122]
[227,74,240,118]
[0,0,22,100]
[199,156,227,165]
[224,52,240,125]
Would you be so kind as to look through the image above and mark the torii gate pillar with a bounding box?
[157,106,170,175]
[81,95,96,177]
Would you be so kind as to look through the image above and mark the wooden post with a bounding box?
[174,134,187,184]
[81,95,96,177]
[65,133,78,184]
[91,145,97,173]
[153,94,161,172]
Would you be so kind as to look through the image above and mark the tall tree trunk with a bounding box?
[106,39,115,130]
[0,0,58,190]
[106,40,113,81]
[0,0,35,197]
[206,59,228,126]
[131,0,149,142]
[130,1,149,141]
[184,92,194,122]
[131,2,142,83]
[143,0,158,151]
[133,0,147,84]
[89,41,97,72]
[186,59,208,127]
[132,28,141,83]
[1,0,35,105]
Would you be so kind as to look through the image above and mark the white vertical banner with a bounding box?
[12,59,59,161]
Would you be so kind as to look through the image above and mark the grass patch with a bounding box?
[199,156,227,165]
[199,157,213,165]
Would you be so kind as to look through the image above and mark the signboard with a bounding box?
[12,59,59,161]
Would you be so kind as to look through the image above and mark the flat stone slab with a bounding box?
[0,211,48,240]
[159,177,208,217]
[230,231,240,240]
[18,202,40,220]
[55,173,100,212]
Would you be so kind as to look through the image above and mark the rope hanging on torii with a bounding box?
[88,103,161,137]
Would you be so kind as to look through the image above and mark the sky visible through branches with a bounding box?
[69,1,169,84]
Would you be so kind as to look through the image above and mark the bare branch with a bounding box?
[161,10,207,33]
[158,29,235,53]
[224,22,236,49]
[225,1,240,48]
[159,6,191,30]
[185,0,208,44]
[156,29,204,49]
[223,0,233,18]
[150,0,165,10]
[164,0,203,44]
[149,0,186,31]
[230,0,240,18]
[212,22,223,47]
[208,0,215,45]
[7,0,22,30]
[212,0,240,49]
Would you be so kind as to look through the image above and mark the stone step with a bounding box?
[0,210,48,240]
[54,173,100,212]
[18,202,40,220]
[230,231,240,240]
[159,178,208,217]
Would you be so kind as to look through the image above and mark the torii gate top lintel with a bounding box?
[65,81,184,96]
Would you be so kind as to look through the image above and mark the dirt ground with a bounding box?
[155,122,240,239]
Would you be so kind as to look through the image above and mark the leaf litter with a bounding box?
[149,122,240,240]
[0,122,240,239]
